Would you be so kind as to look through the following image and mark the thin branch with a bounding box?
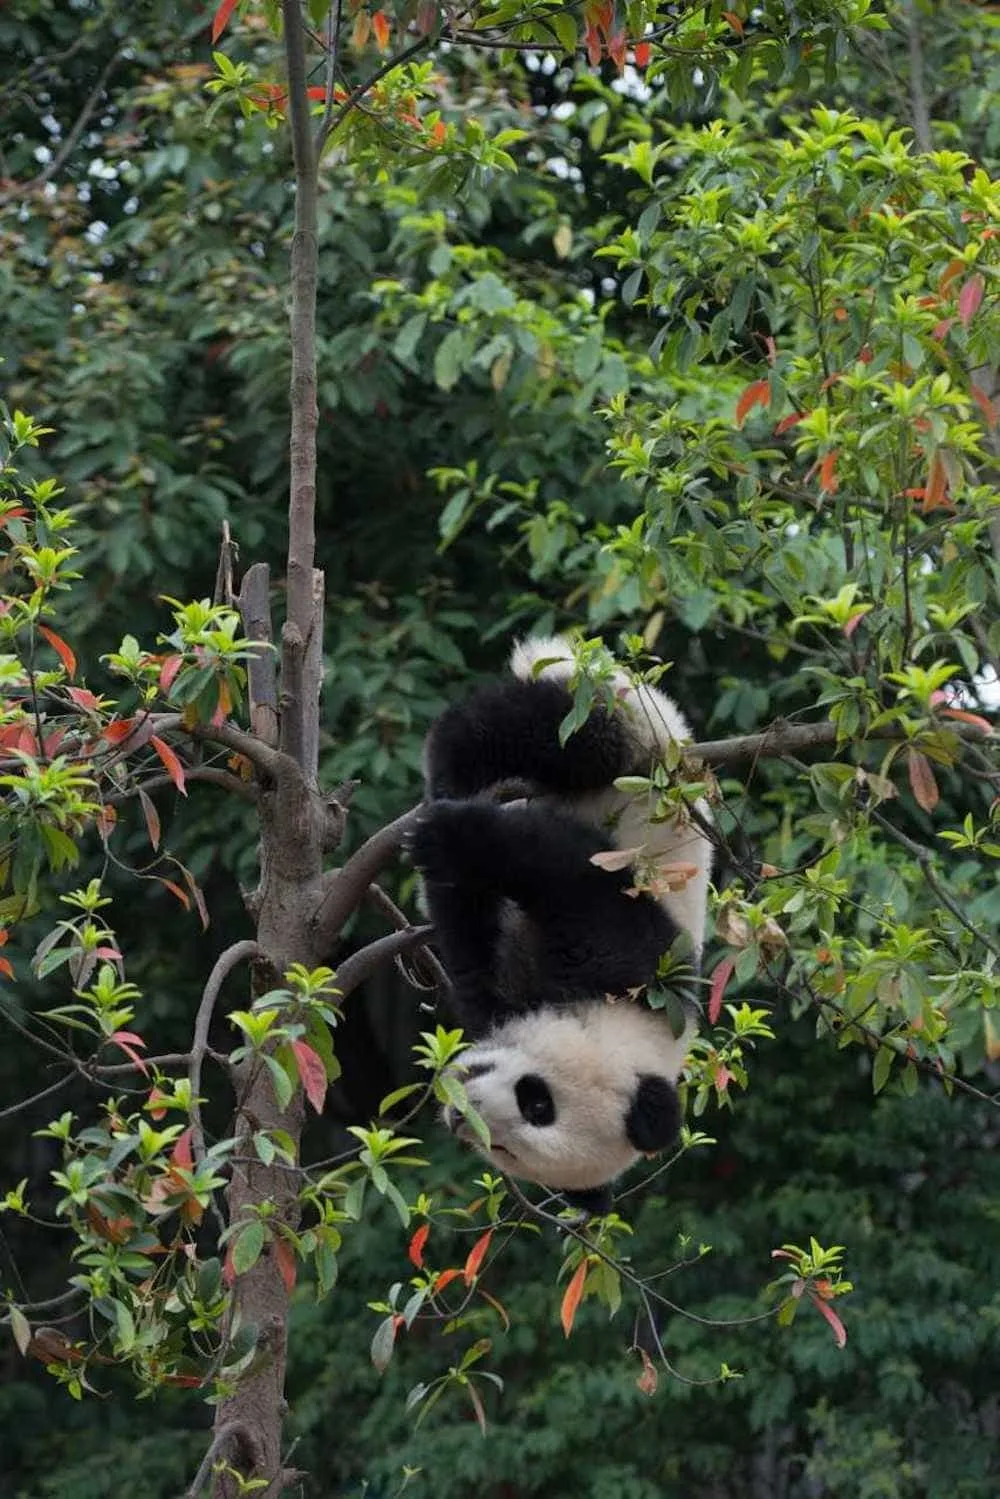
[868,809,1000,963]
[320,35,431,145]
[0,1071,75,1120]
[213,519,237,608]
[190,941,261,1167]
[316,0,344,150]
[184,1421,261,1499]
[334,925,433,997]
[310,805,425,955]
[686,716,992,769]
[902,0,933,152]
[107,767,258,805]
[0,44,123,206]
[366,881,449,988]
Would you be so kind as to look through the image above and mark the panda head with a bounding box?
[443,1002,693,1203]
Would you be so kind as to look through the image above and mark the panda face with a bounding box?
[443,1003,692,1193]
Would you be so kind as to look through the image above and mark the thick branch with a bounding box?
[311,805,425,957]
[190,940,261,1168]
[686,717,991,768]
[902,0,933,152]
[281,0,319,771]
[334,925,433,997]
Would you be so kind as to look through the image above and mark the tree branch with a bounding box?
[310,805,425,957]
[237,562,280,749]
[107,767,258,805]
[685,716,991,769]
[190,940,262,1167]
[0,1072,75,1120]
[184,1420,262,1499]
[319,35,431,146]
[334,925,433,997]
[0,44,123,206]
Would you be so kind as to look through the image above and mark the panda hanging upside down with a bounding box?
[410,635,712,1213]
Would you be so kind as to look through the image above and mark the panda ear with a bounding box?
[625,1074,681,1154]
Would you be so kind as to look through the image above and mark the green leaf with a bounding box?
[231,1220,266,1276]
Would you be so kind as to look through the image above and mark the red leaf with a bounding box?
[372,9,391,49]
[634,40,651,67]
[636,1346,658,1395]
[463,1229,493,1286]
[408,1222,430,1269]
[433,1267,463,1292]
[306,86,328,101]
[478,1287,511,1330]
[907,749,939,813]
[171,1127,194,1168]
[66,687,100,711]
[931,318,954,341]
[858,344,873,364]
[109,1030,149,1077]
[137,788,161,852]
[584,23,602,66]
[274,1237,297,1294]
[101,718,143,745]
[291,1040,327,1114]
[38,626,76,677]
[146,1088,169,1120]
[211,0,238,44]
[708,957,735,1025]
[774,411,806,435]
[721,9,744,34]
[159,655,183,693]
[560,1259,588,1336]
[971,382,998,430]
[735,378,770,426]
[607,27,627,72]
[179,865,210,931]
[809,1291,847,1348]
[223,1243,236,1287]
[843,610,867,639]
[941,707,991,733]
[958,274,984,329]
[149,735,187,795]
[0,956,13,980]
[938,257,966,296]
[818,450,839,494]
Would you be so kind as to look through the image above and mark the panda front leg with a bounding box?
[411,799,675,1007]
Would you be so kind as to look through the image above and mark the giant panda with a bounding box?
[410,635,712,1212]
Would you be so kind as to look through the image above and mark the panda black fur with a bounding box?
[410,636,712,1211]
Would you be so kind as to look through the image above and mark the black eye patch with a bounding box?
[515,1073,556,1127]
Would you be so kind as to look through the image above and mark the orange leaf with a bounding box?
[408,1222,430,1269]
[211,0,239,44]
[478,1287,511,1330]
[941,707,991,733]
[38,626,76,677]
[67,686,100,711]
[923,449,949,512]
[146,1087,169,1121]
[433,1267,463,1292]
[708,957,735,1025]
[149,735,187,795]
[937,257,965,297]
[372,9,390,49]
[291,1040,327,1113]
[158,878,191,910]
[431,118,446,145]
[463,1228,493,1285]
[0,956,13,980]
[735,379,770,426]
[957,274,984,328]
[774,411,806,436]
[352,9,371,47]
[306,86,328,101]
[818,450,839,494]
[970,382,998,430]
[101,718,137,744]
[634,40,651,67]
[931,318,954,341]
[809,1291,847,1348]
[274,1237,297,1294]
[560,1258,588,1336]
[907,749,939,813]
[721,9,744,34]
[137,788,161,852]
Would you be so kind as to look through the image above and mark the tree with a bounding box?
[1,2,997,1497]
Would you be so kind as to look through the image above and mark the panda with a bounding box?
[410,635,712,1213]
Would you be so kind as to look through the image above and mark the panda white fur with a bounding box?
[410,635,712,1211]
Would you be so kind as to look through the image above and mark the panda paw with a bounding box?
[408,800,480,878]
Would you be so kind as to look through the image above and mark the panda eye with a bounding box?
[515,1074,555,1127]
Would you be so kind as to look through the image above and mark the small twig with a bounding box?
[190,940,262,1167]
[334,925,433,997]
[0,1071,75,1120]
[868,809,1000,963]
[316,0,344,150]
[321,34,431,144]
[107,767,258,805]
[184,1420,261,1499]
[213,520,238,608]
